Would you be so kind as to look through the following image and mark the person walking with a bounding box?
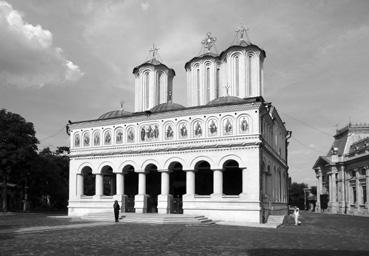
[293,206,301,225]
[113,200,120,222]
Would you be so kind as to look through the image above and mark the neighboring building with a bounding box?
[67,29,291,223]
[313,123,369,216]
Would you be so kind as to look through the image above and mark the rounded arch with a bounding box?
[97,161,115,174]
[221,115,235,135]
[237,114,252,134]
[92,130,101,146]
[218,154,245,169]
[190,156,215,170]
[191,118,204,138]
[177,120,189,139]
[206,116,219,137]
[77,162,94,174]
[163,121,175,140]
[141,159,162,171]
[114,127,124,144]
[82,131,90,147]
[103,129,112,145]
[164,157,186,170]
[223,159,242,195]
[74,132,81,147]
[118,161,138,173]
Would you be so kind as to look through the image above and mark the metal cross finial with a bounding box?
[236,25,251,44]
[225,84,230,96]
[149,44,159,60]
[201,32,217,52]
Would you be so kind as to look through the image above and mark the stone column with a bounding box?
[365,168,369,210]
[212,169,223,198]
[158,170,172,214]
[94,173,103,199]
[356,170,360,209]
[114,173,127,212]
[185,170,195,196]
[134,171,148,213]
[331,167,338,213]
[241,168,248,197]
[328,173,332,203]
[77,173,84,198]
[316,168,322,213]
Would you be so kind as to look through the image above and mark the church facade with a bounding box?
[313,123,369,216]
[67,30,290,223]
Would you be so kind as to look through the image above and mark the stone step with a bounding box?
[266,215,285,227]
[81,213,214,225]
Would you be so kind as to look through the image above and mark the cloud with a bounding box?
[140,1,150,11]
[0,1,83,87]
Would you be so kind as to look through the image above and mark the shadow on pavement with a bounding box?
[247,248,368,256]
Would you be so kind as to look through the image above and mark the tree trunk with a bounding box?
[2,173,7,212]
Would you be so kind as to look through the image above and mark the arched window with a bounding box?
[196,68,200,105]
[127,127,135,143]
[81,166,95,196]
[206,66,210,102]
[101,166,116,196]
[235,55,240,95]
[144,72,150,108]
[248,53,253,95]
[157,72,162,105]
[216,68,220,98]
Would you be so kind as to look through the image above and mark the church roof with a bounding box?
[150,102,185,113]
[98,109,132,120]
[206,96,246,106]
[219,44,266,60]
[184,52,219,69]
[132,58,176,75]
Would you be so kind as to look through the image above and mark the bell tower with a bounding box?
[133,45,175,112]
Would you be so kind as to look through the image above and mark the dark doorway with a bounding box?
[82,166,95,196]
[101,166,116,196]
[195,161,213,195]
[169,162,185,214]
[223,160,242,195]
[123,165,137,213]
[146,164,161,213]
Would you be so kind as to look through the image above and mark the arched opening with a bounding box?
[145,164,161,213]
[101,166,116,196]
[195,161,213,195]
[82,166,95,196]
[169,162,185,214]
[223,160,242,195]
[123,165,138,212]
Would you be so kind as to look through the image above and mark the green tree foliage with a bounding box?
[0,109,38,212]
[288,182,308,209]
[29,147,69,210]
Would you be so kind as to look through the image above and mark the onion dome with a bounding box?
[150,102,185,113]
[132,58,175,76]
[98,109,132,119]
[206,96,245,106]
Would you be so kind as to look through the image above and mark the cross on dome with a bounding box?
[149,44,159,60]
[235,25,251,45]
[201,32,217,52]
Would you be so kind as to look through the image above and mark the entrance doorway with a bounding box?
[123,165,137,213]
[169,162,185,214]
[145,164,160,213]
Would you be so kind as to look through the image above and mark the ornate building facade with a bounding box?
[67,30,290,223]
[313,123,369,216]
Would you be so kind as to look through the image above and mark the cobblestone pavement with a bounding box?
[0,212,368,256]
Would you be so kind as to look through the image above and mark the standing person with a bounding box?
[113,200,120,222]
[293,206,301,225]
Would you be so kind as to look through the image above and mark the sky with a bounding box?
[1,0,369,186]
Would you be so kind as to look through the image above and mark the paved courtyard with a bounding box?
[0,212,368,255]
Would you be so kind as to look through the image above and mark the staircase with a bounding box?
[266,215,285,227]
[81,212,215,225]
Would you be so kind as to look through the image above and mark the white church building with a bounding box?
[67,29,291,223]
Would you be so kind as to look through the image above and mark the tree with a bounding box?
[0,109,38,212]
[288,182,308,209]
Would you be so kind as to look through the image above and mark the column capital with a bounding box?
[135,169,146,174]
[183,169,196,173]
[158,169,172,173]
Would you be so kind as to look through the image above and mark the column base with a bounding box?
[93,195,102,200]
[113,195,128,212]
[157,194,173,214]
[210,193,223,199]
[134,194,148,213]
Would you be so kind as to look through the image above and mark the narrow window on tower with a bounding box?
[206,67,210,102]
[157,72,161,105]
[216,68,220,98]
[144,72,149,108]
[196,68,200,105]
[248,54,252,96]
[235,56,240,95]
